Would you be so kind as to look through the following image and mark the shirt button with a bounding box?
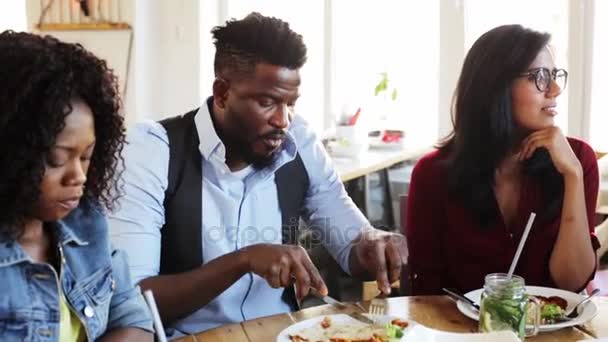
[111,278,116,291]
[38,328,52,337]
[84,306,95,318]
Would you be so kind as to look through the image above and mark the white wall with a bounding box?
[0,1,27,32]
[134,0,201,122]
[26,0,202,127]
[438,0,465,140]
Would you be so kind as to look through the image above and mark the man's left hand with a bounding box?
[351,229,408,295]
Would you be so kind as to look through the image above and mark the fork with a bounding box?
[550,288,600,323]
[566,288,600,319]
[368,298,386,323]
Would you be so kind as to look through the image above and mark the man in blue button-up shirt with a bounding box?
[109,12,408,338]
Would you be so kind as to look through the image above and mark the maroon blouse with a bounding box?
[404,137,600,295]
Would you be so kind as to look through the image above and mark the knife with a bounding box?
[309,288,348,310]
[348,312,376,325]
[442,287,480,312]
[308,288,375,325]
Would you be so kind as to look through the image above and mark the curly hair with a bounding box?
[0,30,125,235]
[211,12,307,79]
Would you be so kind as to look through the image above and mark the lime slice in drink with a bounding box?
[482,312,494,332]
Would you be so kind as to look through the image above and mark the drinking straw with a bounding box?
[143,289,168,342]
[507,212,537,279]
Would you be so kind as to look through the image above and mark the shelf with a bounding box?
[36,22,131,31]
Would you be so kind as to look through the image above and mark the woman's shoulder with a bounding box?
[411,149,447,181]
[414,149,446,170]
[566,136,596,163]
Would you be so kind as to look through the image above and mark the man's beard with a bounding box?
[235,138,278,170]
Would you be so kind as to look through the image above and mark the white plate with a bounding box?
[276,314,521,342]
[456,286,599,332]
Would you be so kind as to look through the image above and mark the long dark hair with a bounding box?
[439,25,562,227]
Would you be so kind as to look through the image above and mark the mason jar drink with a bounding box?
[478,273,541,339]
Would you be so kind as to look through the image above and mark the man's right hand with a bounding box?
[240,244,328,299]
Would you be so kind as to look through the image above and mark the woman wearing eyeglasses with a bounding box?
[404,25,599,295]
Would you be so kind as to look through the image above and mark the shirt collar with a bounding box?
[0,206,91,266]
[0,233,27,266]
[53,209,90,247]
[195,97,224,160]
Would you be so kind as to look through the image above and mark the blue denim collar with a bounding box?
[53,211,90,247]
[0,207,91,267]
[0,236,28,267]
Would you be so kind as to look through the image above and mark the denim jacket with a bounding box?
[0,205,153,341]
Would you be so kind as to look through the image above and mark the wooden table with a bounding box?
[333,145,430,182]
[174,295,608,341]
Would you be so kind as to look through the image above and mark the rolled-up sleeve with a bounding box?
[292,116,372,274]
[106,248,154,332]
[108,121,169,285]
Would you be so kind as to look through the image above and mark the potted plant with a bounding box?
[373,72,398,121]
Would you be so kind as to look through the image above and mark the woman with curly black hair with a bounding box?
[0,31,153,341]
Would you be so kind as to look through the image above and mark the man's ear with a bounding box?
[212,77,230,110]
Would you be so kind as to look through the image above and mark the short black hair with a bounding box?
[211,12,307,78]
[0,31,126,235]
[439,25,561,226]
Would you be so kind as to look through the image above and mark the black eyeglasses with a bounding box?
[519,67,568,92]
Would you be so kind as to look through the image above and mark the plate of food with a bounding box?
[456,286,599,332]
[276,314,521,342]
[277,314,410,342]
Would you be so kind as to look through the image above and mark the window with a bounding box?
[201,0,440,142]
[464,0,570,132]
[0,1,27,32]
[331,0,439,144]
[589,0,608,151]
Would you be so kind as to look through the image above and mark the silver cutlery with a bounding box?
[443,287,480,312]
[368,298,386,324]
[308,287,348,309]
[566,288,600,319]
[309,288,375,325]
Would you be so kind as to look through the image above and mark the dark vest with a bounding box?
[157,107,309,308]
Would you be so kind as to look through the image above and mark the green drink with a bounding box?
[478,273,541,339]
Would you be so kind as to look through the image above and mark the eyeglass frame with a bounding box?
[518,67,568,92]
